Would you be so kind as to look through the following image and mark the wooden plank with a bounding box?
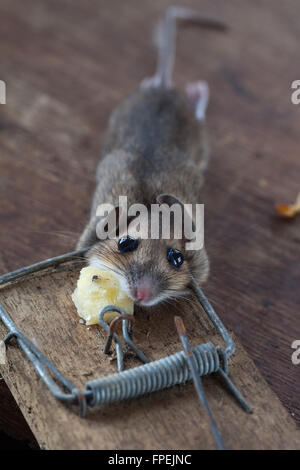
[0,0,299,443]
[0,263,299,450]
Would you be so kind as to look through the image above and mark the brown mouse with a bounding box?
[77,7,226,307]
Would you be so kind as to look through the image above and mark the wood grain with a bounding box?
[0,0,299,446]
[0,262,299,450]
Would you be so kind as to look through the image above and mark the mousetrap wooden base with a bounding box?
[0,261,299,450]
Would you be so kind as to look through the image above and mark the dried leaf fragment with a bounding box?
[275,192,300,218]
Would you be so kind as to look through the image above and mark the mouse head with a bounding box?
[88,194,209,307]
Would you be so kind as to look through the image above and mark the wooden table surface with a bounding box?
[0,0,299,447]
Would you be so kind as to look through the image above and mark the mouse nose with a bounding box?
[136,282,152,302]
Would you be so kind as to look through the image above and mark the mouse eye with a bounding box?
[118,236,139,253]
[167,248,184,268]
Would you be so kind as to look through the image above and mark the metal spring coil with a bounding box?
[86,342,220,406]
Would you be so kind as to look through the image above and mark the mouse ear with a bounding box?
[95,204,138,240]
[156,193,196,241]
[156,193,183,207]
[95,204,120,240]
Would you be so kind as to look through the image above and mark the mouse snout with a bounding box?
[128,271,162,306]
[136,282,152,302]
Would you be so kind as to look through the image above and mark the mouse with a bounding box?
[77,6,226,307]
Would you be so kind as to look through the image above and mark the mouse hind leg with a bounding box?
[185,80,210,122]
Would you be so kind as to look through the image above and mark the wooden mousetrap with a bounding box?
[0,250,299,450]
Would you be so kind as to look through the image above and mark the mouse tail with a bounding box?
[149,6,227,88]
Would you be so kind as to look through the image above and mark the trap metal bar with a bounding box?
[0,248,252,450]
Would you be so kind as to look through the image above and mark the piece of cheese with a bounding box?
[72,266,134,325]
